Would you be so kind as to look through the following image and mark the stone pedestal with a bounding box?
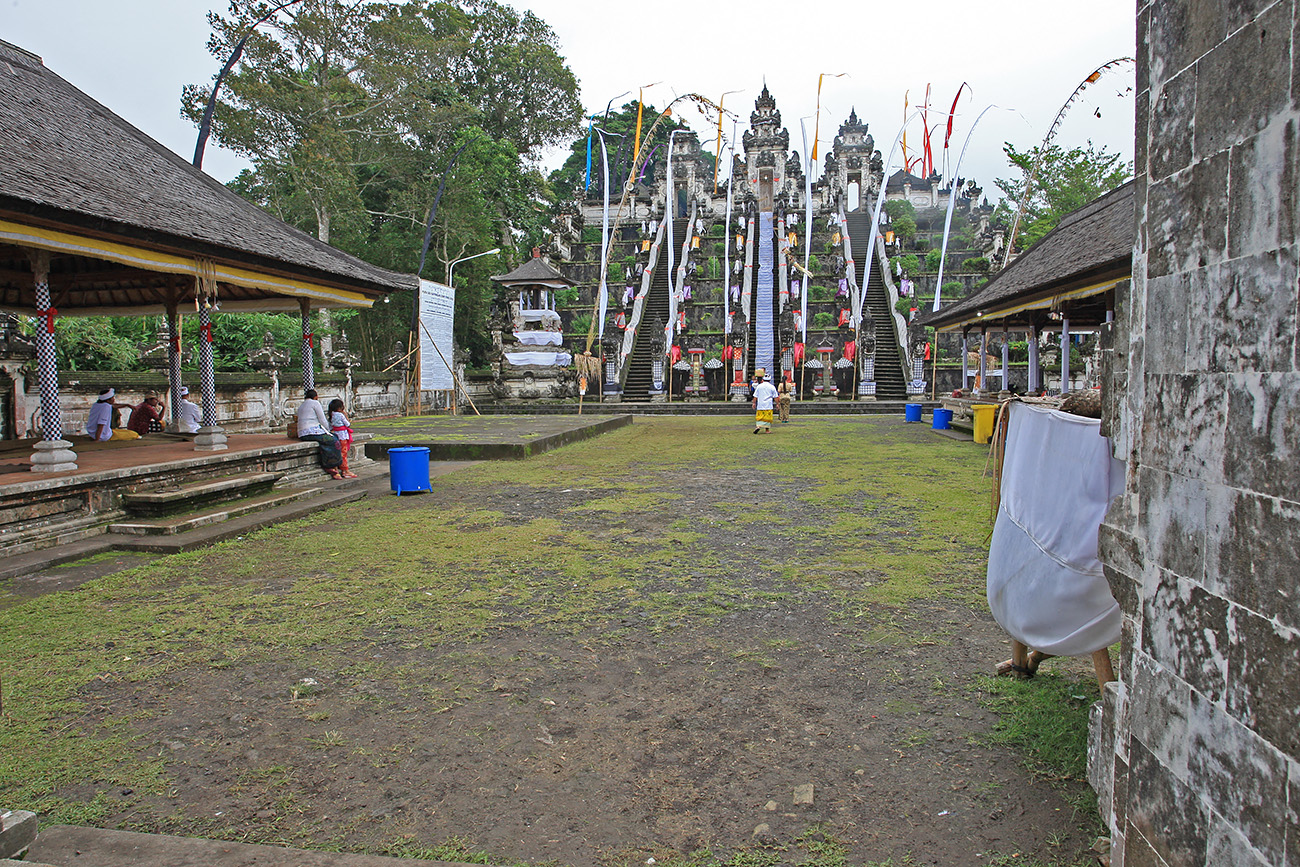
[193,425,229,452]
[649,390,667,403]
[30,438,77,472]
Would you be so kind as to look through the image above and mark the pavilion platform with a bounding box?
[0,432,379,568]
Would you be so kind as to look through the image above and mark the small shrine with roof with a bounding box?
[487,248,577,400]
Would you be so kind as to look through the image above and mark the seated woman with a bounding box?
[85,388,139,441]
[296,388,344,480]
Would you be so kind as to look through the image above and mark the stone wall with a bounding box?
[1091,2,1300,864]
[12,371,410,438]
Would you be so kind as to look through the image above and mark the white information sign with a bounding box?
[418,279,456,391]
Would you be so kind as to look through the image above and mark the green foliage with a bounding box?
[568,314,591,337]
[548,101,699,203]
[924,249,943,271]
[705,257,720,279]
[941,280,965,299]
[883,199,916,221]
[962,256,991,272]
[812,311,834,327]
[894,254,920,275]
[554,287,580,307]
[894,297,915,316]
[184,0,580,367]
[892,214,917,242]
[996,140,1132,248]
[810,284,832,301]
[808,254,821,273]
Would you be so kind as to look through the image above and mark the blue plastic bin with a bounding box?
[388,446,431,495]
[904,403,923,423]
[932,408,953,430]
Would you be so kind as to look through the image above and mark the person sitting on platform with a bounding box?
[85,388,139,441]
[126,391,166,436]
[297,388,344,480]
[177,386,202,433]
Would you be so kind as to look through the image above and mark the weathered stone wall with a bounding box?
[19,371,407,438]
[1091,2,1300,864]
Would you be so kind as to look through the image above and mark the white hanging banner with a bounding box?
[418,278,456,391]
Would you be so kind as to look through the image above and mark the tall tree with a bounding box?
[995,141,1131,248]
[183,0,582,367]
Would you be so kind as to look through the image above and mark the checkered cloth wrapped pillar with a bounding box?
[198,304,218,427]
[859,356,876,397]
[300,305,315,390]
[167,309,182,427]
[33,274,62,440]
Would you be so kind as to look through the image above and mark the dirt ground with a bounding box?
[5,416,1100,867]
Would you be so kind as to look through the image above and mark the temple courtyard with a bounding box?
[2,415,1102,867]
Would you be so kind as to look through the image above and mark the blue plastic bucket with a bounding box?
[904,403,923,423]
[388,446,431,495]
[932,408,953,430]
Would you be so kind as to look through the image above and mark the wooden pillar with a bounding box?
[1001,327,1009,391]
[28,250,77,472]
[978,327,988,395]
[166,298,183,431]
[1060,316,1071,394]
[960,329,969,391]
[1027,323,1040,392]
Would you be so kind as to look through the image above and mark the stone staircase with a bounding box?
[846,209,907,399]
[622,219,685,401]
[752,211,776,376]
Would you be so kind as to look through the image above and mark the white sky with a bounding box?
[3,0,1137,199]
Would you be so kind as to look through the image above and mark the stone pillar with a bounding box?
[977,327,988,395]
[166,301,183,431]
[299,298,315,391]
[27,251,76,472]
[858,355,876,399]
[193,302,227,452]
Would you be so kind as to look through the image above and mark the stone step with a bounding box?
[0,510,126,558]
[108,487,321,536]
[25,825,492,867]
[122,471,281,518]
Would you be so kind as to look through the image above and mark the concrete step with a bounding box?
[108,486,322,536]
[25,825,493,867]
[122,471,281,518]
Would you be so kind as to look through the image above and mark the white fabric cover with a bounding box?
[515,330,563,346]
[504,350,572,367]
[987,402,1125,656]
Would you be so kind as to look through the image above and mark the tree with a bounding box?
[548,101,700,204]
[995,141,1131,248]
[183,0,582,367]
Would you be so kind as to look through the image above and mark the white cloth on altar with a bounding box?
[986,402,1125,656]
[504,350,572,367]
[514,330,563,346]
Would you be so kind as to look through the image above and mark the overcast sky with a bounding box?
[3,0,1136,199]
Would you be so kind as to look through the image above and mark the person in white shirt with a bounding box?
[178,386,202,433]
[84,387,138,441]
[751,368,779,434]
[296,388,343,479]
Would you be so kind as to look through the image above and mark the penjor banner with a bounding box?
[418,278,456,391]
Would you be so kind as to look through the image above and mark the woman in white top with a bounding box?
[296,388,343,478]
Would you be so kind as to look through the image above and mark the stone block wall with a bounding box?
[1092,2,1300,864]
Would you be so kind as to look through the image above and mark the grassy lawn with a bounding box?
[0,416,1102,866]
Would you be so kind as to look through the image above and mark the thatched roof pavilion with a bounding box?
[0,38,417,469]
[922,181,1134,394]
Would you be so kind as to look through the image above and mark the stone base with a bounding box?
[0,809,38,860]
[30,438,77,472]
[601,392,622,403]
[193,425,229,452]
[855,394,877,401]
[649,392,667,403]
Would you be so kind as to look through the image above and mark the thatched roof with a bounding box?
[0,39,416,315]
[490,250,573,288]
[924,181,1134,331]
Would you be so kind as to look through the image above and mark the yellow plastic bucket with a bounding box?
[972,404,998,444]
